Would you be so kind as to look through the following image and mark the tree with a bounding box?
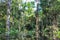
[6,0,11,40]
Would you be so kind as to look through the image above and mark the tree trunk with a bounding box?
[35,15,39,40]
[35,3,40,40]
[6,0,11,40]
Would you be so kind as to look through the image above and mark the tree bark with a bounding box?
[6,0,11,40]
[35,3,40,40]
[35,15,39,40]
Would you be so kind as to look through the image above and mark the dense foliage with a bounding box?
[0,0,60,40]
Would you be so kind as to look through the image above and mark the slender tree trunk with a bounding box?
[35,14,39,40]
[35,3,40,40]
[6,0,11,40]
